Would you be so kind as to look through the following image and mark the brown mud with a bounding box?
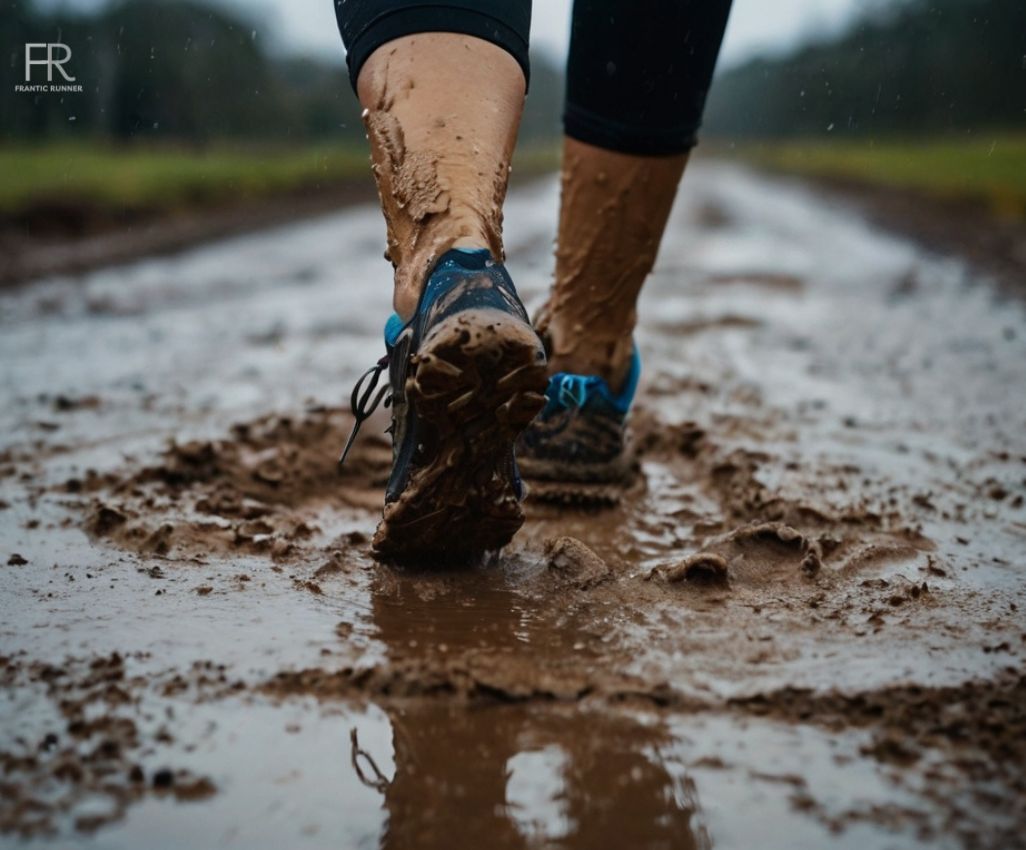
[1,163,1025,848]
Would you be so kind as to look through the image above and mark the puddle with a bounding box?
[2,163,1025,846]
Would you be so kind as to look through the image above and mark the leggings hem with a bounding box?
[563,103,699,156]
[343,6,530,91]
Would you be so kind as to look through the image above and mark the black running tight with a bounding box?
[334,0,733,155]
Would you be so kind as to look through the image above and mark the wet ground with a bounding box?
[1,162,1025,849]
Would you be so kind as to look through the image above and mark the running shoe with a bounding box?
[340,248,548,560]
[516,345,641,502]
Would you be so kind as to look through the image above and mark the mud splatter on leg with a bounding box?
[539,138,687,389]
[356,34,525,319]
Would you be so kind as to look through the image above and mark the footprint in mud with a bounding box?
[652,520,930,594]
[74,407,390,562]
[622,424,936,603]
[649,522,820,589]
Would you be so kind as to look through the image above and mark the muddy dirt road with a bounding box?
[2,163,1025,849]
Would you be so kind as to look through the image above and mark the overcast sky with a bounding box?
[41,0,878,69]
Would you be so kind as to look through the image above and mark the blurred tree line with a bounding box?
[1,0,562,145]
[11,0,1018,147]
[704,0,1026,139]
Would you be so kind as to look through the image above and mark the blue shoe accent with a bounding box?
[383,312,405,347]
[516,344,640,490]
[543,346,641,418]
[382,249,498,348]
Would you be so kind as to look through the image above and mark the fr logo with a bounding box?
[24,43,76,82]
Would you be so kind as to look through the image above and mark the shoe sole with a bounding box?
[518,461,638,507]
[516,430,638,507]
[520,477,635,507]
[372,308,547,562]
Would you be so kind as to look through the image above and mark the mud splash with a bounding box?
[2,163,1025,846]
[79,407,388,562]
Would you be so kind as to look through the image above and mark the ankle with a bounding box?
[392,236,497,320]
[543,318,635,392]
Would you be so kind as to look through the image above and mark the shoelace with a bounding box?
[338,355,390,466]
[553,373,601,409]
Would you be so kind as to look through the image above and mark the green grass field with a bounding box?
[0,144,374,216]
[12,137,1017,225]
[734,135,1026,218]
[0,142,560,221]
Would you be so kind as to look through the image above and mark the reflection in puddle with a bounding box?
[92,687,934,850]
[357,703,707,850]
[351,565,708,850]
[507,746,572,843]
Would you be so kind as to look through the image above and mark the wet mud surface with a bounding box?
[774,172,1026,301]
[2,164,1025,848]
[0,181,380,290]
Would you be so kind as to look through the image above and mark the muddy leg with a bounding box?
[538,0,733,390]
[356,34,526,320]
[539,139,687,389]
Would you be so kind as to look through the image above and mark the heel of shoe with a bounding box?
[372,309,547,560]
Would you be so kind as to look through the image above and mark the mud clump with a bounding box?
[51,394,102,413]
[150,769,216,802]
[86,505,127,536]
[733,521,806,550]
[655,552,730,586]
[544,536,612,590]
